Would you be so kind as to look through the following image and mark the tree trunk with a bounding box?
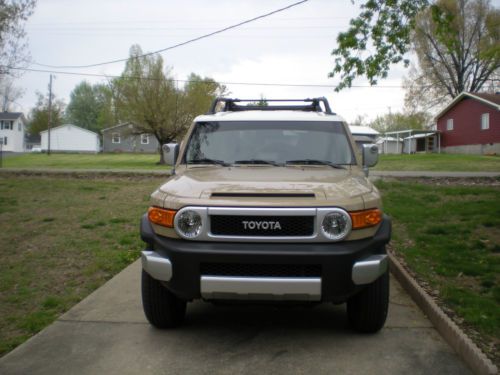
[157,143,166,165]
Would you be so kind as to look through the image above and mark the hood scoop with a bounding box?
[210,192,316,198]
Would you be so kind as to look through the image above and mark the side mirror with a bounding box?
[362,144,378,176]
[162,143,179,166]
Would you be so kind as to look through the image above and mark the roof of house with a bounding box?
[348,125,379,136]
[0,112,24,120]
[435,92,500,120]
[352,135,375,143]
[376,136,403,143]
[39,124,99,136]
[101,122,134,132]
[403,132,437,140]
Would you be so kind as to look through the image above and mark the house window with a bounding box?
[18,122,22,131]
[0,136,7,145]
[446,118,453,131]
[140,134,149,144]
[481,113,489,130]
[112,132,120,144]
[0,121,13,130]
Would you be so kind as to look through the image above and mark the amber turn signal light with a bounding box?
[148,207,176,228]
[350,209,382,229]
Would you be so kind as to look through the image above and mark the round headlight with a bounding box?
[321,209,352,241]
[175,210,203,239]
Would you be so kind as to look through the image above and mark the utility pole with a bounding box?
[47,74,53,156]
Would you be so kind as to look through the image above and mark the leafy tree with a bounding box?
[28,92,65,135]
[369,111,431,133]
[113,45,225,164]
[329,0,429,90]
[66,81,115,132]
[0,0,36,77]
[405,0,500,110]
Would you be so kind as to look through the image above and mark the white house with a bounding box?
[40,124,100,153]
[376,137,403,154]
[0,112,27,152]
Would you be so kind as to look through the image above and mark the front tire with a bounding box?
[347,270,389,333]
[141,270,186,328]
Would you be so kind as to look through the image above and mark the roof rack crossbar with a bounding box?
[208,97,334,115]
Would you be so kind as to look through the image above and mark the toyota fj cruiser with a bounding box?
[140,98,391,333]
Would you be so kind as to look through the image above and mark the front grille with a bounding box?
[201,263,321,277]
[210,215,314,237]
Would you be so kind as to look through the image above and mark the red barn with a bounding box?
[436,92,500,154]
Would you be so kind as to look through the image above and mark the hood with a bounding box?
[156,166,373,210]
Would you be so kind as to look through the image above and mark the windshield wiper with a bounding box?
[234,159,282,166]
[188,158,231,167]
[285,159,346,169]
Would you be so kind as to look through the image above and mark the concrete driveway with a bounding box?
[0,261,470,375]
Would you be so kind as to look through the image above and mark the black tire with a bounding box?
[347,269,389,333]
[141,270,186,328]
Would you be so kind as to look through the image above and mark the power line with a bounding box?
[33,0,310,69]
[8,66,409,89]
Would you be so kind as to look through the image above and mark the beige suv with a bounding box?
[140,98,391,332]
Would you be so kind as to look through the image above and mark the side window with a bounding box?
[481,113,489,130]
[112,132,120,144]
[141,134,149,144]
[18,122,22,131]
[446,118,453,131]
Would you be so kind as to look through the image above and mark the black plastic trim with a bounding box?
[140,214,391,302]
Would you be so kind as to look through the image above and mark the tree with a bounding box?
[66,81,115,132]
[369,111,430,133]
[0,76,23,111]
[350,114,368,127]
[405,0,500,111]
[246,95,268,107]
[28,92,65,135]
[113,45,225,164]
[0,0,36,77]
[329,0,429,90]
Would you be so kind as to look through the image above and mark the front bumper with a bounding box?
[140,214,391,302]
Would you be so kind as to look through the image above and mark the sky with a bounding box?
[14,0,500,124]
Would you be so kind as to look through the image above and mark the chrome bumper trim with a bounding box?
[141,251,172,281]
[352,254,388,285]
[200,276,321,301]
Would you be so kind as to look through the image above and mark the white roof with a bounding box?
[403,132,436,140]
[349,125,379,136]
[195,110,345,123]
[376,136,402,143]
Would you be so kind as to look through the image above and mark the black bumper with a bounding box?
[140,214,391,302]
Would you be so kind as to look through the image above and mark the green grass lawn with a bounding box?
[2,152,499,172]
[0,175,166,357]
[374,153,500,172]
[377,180,500,364]
[1,153,169,170]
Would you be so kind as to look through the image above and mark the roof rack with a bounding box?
[208,97,335,115]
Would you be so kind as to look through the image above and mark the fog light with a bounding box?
[175,209,203,239]
[321,209,352,241]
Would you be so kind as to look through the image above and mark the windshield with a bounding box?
[184,121,356,165]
